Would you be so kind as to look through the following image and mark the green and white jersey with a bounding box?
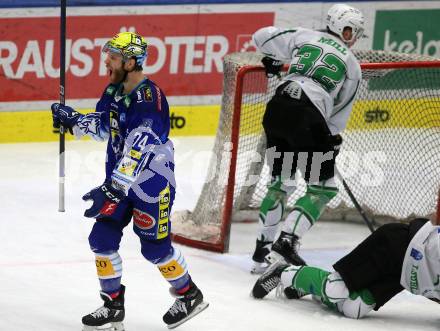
[401,221,440,300]
[252,27,361,135]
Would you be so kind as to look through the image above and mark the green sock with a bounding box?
[292,266,375,312]
[292,266,331,297]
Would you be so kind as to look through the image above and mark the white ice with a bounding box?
[0,137,438,331]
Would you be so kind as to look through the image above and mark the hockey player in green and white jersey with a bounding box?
[251,217,440,319]
[251,4,365,273]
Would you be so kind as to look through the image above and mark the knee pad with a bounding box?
[156,246,189,290]
[323,272,349,303]
[294,184,339,223]
[140,237,172,263]
[337,291,375,319]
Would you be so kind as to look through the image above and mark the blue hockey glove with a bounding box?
[51,103,82,134]
[82,183,126,219]
[262,56,283,78]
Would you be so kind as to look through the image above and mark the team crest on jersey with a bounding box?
[144,87,153,102]
[133,209,156,230]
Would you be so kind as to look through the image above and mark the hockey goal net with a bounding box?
[171,51,440,253]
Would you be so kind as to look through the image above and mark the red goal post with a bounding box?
[171,51,440,253]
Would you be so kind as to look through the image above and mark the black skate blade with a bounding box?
[166,301,209,329]
[82,322,124,331]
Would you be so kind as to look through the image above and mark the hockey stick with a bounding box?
[58,0,67,212]
[336,170,375,233]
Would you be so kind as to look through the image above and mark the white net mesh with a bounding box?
[171,51,440,252]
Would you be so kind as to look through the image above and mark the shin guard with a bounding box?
[283,184,338,237]
[258,177,290,242]
[156,247,190,291]
[95,251,123,294]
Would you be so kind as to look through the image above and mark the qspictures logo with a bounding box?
[373,9,440,57]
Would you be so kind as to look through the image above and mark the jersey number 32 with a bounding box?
[289,44,347,92]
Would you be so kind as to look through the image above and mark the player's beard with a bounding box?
[109,66,127,84]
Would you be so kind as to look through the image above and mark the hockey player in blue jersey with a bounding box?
[51,31,208,330]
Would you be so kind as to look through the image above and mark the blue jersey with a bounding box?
[73,78,175,198]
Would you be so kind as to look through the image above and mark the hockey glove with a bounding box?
[82,183,126,219]
[51,103,82,134]
[261,56,283,78]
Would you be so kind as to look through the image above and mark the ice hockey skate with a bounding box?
[265,231,306,266]
[252,260,289,299]
[251,239,272,274]
[163,280,209,329]
[82,285,125,331]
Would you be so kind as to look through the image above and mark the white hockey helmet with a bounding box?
[326,4,364,45]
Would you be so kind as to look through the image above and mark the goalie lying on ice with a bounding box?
[252,217,440,319]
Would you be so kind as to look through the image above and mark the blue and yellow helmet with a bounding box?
[103,32,148,67]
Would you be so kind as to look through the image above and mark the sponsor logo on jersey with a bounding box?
[123,95,131,108]
[137,90,143,103]
[133,209,156,230]
[110,110,119,138]
[410,264,419,293]
[156,87,162,112]
[106,86,116,96]
[129,149,142,159]
[157,185,170,239]
[117,156,138,177]
[139,230,155,237]
[410,248,423,260]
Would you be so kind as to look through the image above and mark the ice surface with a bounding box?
[0,138,438,331]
